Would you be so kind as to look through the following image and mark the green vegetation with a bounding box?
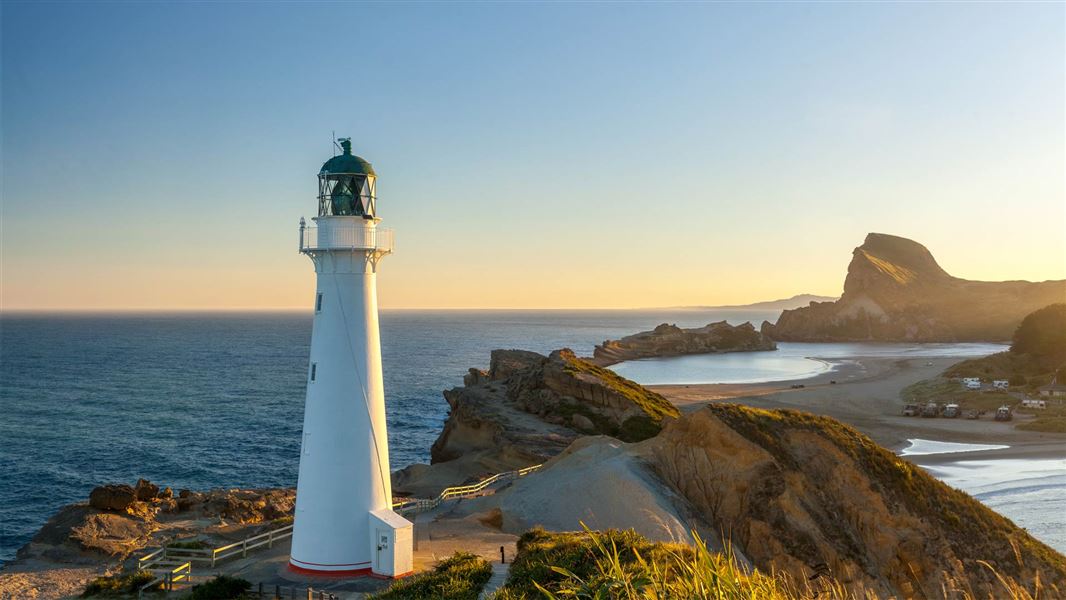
[188,575,252,600]
[167,539,207,550]
[81,570,158,597]
[703,403,1066,587]
[901,378,1015,411]
[270,515,294,526]
[944,303,1066,391]
[558,350,679,442]
[369,552,492,600]
[1017,417,1066,433]
[489,524,1055,599]
[491,527,811,599]
[1011,303,1066,357]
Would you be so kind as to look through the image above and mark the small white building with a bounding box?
[1039,379,1066,398]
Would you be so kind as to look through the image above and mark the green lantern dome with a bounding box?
[320,139,375,176]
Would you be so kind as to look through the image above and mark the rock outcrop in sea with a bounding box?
[591,321,776,366]
[761,232,1066,342]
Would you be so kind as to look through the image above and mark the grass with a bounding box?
[188,575,252,600]
[703,403,1066,589]
[167,539,208,550]
[369,552,493,600]
[491,526,843,599]
[557,350,679,442]
[491,525,1057,600]
[901,378,1016,412]
[1017,417,1066,433]
[943,351,1061,391]
[81,570,159,597]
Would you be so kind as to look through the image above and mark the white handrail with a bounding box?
[133,462,545,580]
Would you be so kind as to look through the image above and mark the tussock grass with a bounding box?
[81,570,158,597]
[369,551,492,600]
[492,526,1054,599]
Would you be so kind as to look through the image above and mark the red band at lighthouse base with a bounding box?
[288,557,372,578]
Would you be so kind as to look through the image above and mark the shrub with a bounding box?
[82,570,158,597]
[370,551,492,600]
[188,575,252,600]
[1011,303,1066,358]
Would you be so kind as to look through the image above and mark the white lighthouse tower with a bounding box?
[290,139,413,578]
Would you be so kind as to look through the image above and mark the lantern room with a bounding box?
[318,138,377,218]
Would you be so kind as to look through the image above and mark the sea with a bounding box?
[0,310,1059,563]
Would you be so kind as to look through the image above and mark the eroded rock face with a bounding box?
[647,405,1066,597]
[762,233,1066,342]
[88,484,136,512]
[398,349,679,497]
[592,321,776,366]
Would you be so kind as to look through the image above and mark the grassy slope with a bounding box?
[491,528,802,600]
[369,552,492,600]
[704,404,1066,583]
[558,350,680,442]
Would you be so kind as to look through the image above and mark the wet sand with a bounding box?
[650,356,1066,461]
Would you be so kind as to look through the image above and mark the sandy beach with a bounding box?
[650,356,1066,461]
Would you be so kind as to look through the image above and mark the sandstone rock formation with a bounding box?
[591,321,776,366]
[762,233,1066,342]
[646,404,1066,597]
[394,348,679,497]
[88,484,137,512]
[12,482,294,566]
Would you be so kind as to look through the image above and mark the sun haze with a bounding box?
[2,3,1062,310]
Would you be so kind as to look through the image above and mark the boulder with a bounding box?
[134,479,159,501]
[88,484,136,512]
[571,414,594,431]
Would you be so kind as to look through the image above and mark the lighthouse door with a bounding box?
[375,529,392,574]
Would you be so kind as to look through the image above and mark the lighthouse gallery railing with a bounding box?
[299,225,394,254]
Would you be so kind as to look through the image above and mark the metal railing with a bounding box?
[132,463,544,593]
[138,561,191,598]
[140,525,294,571]
[299,225,394,254]
[392,464,542,515]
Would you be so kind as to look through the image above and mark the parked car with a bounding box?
[965,409,980,420]
[943,404,960,418]
[994,406,1013,422]
[921,403,939,418]
[902,403,919,417]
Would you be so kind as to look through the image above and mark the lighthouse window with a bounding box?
[310,363,317,382]
[315,293,323,313]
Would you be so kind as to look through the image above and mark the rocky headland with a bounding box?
[400,350,1066,598]
[591,321,776,366]
[7,347,1065,599]
[393,347,680,497]
[762,233,1066,342]
[4,480,293,598]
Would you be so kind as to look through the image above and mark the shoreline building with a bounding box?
[289,139,413,578]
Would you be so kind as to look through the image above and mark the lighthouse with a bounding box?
[289,139,413,578]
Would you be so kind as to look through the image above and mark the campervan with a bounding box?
[994,406,1012,421]
[993,380,1009,390]
[943,404,960,418]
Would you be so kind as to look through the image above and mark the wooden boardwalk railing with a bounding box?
[134,462,543,593]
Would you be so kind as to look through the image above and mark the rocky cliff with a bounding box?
[762,233,1066,342]
[592,321,776,366]
[648,404,1065,597]
[394,348,679,497]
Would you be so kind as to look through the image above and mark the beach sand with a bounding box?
[650,356,1066,461]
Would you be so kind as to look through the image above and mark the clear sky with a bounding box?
[2,2,1063,310]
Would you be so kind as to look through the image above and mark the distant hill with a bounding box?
[695,294,838,311]
[762,233,1066,342]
